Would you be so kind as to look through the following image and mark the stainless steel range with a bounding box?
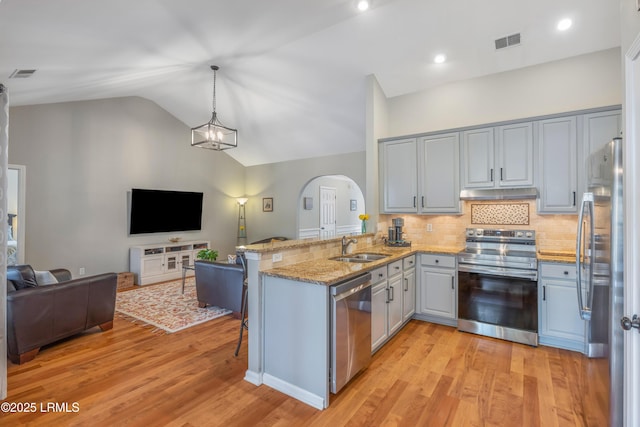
[457,228,538,346]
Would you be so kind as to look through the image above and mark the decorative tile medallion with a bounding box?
[471,203,529,225]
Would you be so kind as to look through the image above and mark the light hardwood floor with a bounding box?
[3,315,609,426]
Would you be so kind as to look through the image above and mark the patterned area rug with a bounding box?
[115,277,231,333]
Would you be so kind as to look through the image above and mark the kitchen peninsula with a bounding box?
[241,235,461,409]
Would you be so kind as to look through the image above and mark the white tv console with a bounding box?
[129,240,210,286]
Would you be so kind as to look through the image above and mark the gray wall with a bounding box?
[386,48,622,138]
[244,152,365,242]
[9,96,245,276]
[298,175,365,231]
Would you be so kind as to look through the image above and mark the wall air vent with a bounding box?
[9,69,36,79]
[495,33,521,50]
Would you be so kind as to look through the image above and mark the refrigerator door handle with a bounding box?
[576,193,594,320]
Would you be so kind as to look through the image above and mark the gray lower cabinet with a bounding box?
[371,266,389,351]
[538,262,585,352]
[416,253,457,327]
[387,260,404,336]
[402,256,416,322]
[371,256,416,353]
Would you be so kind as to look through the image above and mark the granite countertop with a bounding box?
[241,234,377,254]
[261,242,579,285]
[537,250,576,263]
[260,244,462,286]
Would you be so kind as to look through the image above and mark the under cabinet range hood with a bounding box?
[459,188,538,201]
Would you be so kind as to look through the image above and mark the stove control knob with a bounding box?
[516,231,524,237]
[525,232,533,238]
[467,230,475,237]
[476,230,483,236]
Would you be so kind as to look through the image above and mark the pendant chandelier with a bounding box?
[191,65,238,151]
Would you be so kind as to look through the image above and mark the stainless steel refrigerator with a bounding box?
[576,137,624,427]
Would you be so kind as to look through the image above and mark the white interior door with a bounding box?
[623,33,640,427]
[319,186,336,238]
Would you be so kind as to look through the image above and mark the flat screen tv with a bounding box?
[129,188,203,235]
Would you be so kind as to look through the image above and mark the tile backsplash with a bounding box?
[378,200,577,253]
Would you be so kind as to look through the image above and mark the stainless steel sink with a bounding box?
[351,253,388,261]
[329,253,389,263]
[330,256,373,263]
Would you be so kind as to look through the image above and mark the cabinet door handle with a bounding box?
[500,167,503,180]
[386,287,390,304]
[490,168,494,182]
[421,196,425,208]
[573,191,576,207]
[404,278,408,292]
[543,285,546,301]
[413,196,417,208]
[451,276,454,290]
[389,285,394,301]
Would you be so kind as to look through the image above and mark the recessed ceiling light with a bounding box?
[434,54,446,64]
[557,18,572,31]
[357,0,370,12]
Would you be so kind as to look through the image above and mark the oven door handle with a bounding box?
[458,264,538,281]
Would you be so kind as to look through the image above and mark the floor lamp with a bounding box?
[237,198,248,247]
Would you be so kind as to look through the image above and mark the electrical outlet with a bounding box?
[272,253,283,262]
[427,224,433,232]
[79,267,86,275]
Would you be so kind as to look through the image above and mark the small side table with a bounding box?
[181,264,195,294]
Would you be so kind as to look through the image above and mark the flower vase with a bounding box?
[361,220,367,234]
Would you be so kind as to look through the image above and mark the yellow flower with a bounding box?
[359,213,369,221]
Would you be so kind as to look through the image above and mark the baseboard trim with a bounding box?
[244,370,263,386]
[262,373,326,410]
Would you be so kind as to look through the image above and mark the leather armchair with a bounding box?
[6,265,117,364]
[194,260,245,317]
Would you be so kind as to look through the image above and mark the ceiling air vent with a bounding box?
[9,69,36,79]
[495,33,521,50]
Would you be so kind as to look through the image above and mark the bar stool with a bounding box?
[234,284,248,357]
[234,252,248,357]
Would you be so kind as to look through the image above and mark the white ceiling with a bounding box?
[0,0,620,166]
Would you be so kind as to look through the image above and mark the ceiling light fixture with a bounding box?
[191,65,238,151]
[434,54,446,64]
[557,18,572,31]
[356,0,370,12]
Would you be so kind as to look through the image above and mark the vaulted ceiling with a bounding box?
[0,0,620,166]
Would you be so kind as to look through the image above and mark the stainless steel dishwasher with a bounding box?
[331,272,372,394]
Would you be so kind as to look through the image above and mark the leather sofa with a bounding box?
[6,265,117,364]
[194,260,245,317]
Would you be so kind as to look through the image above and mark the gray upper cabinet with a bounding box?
[379,134,461,214]
[379,138,418,213]
[461,127,494,188]
[537,116,578,213]
[418,133,461,213]
[582,110,622,189]
[461,123,533,189]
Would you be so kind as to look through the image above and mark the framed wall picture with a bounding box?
[303,197,313,210]
[263,197,273,212]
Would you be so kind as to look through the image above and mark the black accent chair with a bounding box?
[6,265,117,364]
[193,255,248,356]
[194,260,245,316]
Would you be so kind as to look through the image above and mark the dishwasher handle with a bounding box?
[331,273,372,301]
